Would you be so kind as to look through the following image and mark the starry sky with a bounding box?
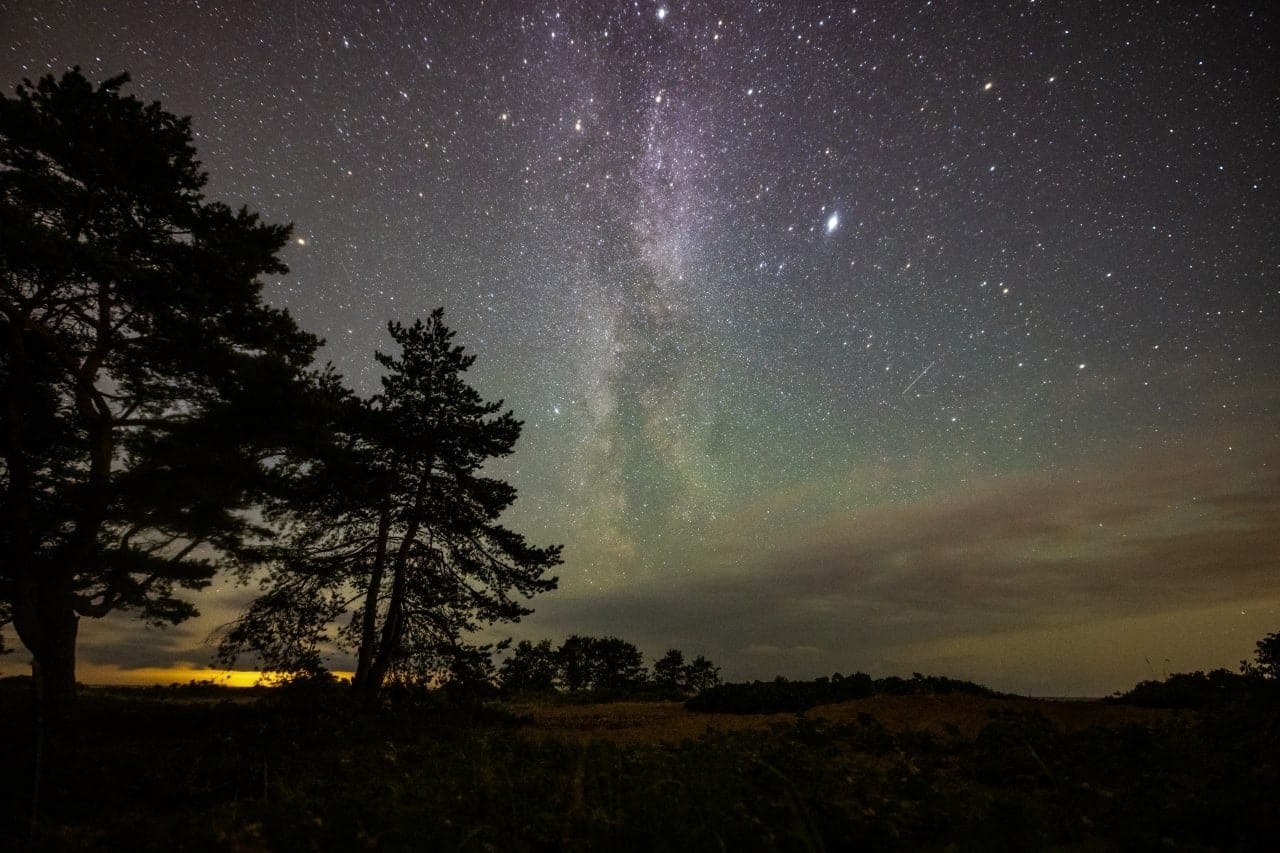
[3,0,1278,695]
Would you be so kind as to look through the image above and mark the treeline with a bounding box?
[1110,632,1280,709]
[687,671,1002,715]
[496,636,721,697]
[1111,669,1270,709]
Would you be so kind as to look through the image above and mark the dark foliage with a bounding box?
[653,648,723,696]
[687,673,875,714]
[1244,630,1280,679]
[0,68,319,719]
[875,672,1002,698]
[556,634,646,692]
[684,655,723,695]
[498,638,559,692]
[2,679,1277,851]
[217,310,560,701]
[652,648,685,691]
[495,637,722,700]
[687,672,997,715]
[1111,668,1267,709]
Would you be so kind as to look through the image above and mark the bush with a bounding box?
[1111,669,1260,708]
[687,672,875,714]
[687,672,1002,714]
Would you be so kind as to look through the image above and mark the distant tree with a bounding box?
[553,635,645,692]
[653,648,686,691]
[653,648,720,695]
[0,68,319,722]
[1243,630,1280,679]
[438,641,501,701]
[556,635,598,692]
[592,636,646,691]
[683,655,722,694]
[219,310,560,702]
[500,639,558,692]
[1119,668,1254,709]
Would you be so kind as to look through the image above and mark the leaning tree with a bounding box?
[0,69,319,720]
[219,309,561,702]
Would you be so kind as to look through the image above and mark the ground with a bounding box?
[0,683,1274,850]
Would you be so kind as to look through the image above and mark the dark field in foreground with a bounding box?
[1,683,1276,851]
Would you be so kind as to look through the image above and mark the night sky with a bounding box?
[3,1,1277,695]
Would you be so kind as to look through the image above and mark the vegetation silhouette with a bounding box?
[0,68,319,724]
[498,638,559,692]
[0,631,1276,850]
[494,636,722,700]
[653,648,723,696]
[1244,629,1280,679]
[686,671,1000,715]
[0,68,560,718]
[216,310,561,703]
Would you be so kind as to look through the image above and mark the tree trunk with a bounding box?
[360,466,432,703]
[361,549,407,703]
[4,301,98,727]
[12,575,81,727]
[352,499,392,699]
[34,613,79,727]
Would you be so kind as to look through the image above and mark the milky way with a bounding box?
[3,1,1277,694]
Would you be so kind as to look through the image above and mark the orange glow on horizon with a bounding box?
[73,664,354,688]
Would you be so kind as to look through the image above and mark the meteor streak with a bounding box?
[901,360,936,396]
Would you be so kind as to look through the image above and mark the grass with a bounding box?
[1,680,1276,851]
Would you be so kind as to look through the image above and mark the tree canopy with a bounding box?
[1244,631,1280,679]
[498,636,721,697]
[499,639,559,692]
[218,310,561,701]
[0,68,318,719]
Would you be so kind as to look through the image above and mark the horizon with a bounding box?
[2,1,1276,698]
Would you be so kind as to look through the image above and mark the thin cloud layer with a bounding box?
[521,441,1280,694]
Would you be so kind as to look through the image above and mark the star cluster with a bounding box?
[3,1,1277,694]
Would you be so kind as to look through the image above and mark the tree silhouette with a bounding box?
[499,639,558,692]
[590,636,646,691]
[653,648,721,695]
[1245,630,1280,679]
[555,634,598,692]
[683,655,722,694]
[554,635,646,692]
[653,648,686,691]
[219,310,560,701]
[0,69,318,721]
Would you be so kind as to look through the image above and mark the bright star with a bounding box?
[657,7,668,21]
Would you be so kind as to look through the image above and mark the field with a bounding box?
[1,682,1276,851]
[512,694,1177,743]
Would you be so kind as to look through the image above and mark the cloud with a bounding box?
[518,440,1280,694]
